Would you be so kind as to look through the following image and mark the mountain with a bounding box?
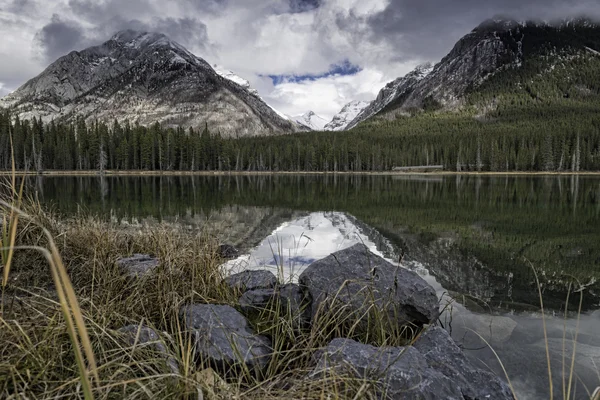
[0,30,295,137]
[212,64,291,121]
[223,211,400,282]
[212,64,259,96]
[323,100,370,131]
[346,64,433,130]
[291,111,329,131]
[347,18,600,129]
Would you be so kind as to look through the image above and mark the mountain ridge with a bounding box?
[290,111,329,131]
[347,17,600,129]
[324,100,370,131]
[0,29,295,137]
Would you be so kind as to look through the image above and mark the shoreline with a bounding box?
[1,170,600,177]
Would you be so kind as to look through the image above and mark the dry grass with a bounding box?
[0,184,410,399]
[1,174,598,399]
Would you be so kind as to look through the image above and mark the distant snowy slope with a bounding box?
[0,30,295,137]
[347,63,433,130]
[212,64,292,122]
[291,111,329,131]
[324,100,370,131]
[212,65,259,96]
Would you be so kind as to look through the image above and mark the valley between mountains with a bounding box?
[1,18,599,172]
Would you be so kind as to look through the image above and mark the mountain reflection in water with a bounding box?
[225,210,600,400]
[32,174,600,400]
[223,211,398,281]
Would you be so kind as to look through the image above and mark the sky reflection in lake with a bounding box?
[224,211,396,282]
[223,210,600,400]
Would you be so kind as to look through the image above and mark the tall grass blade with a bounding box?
[0,201,98,398]
[530,261,553,400]
[1,132,26,289]
[567,285,584,400]
[1,244,95,400]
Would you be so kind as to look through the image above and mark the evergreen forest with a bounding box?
[1,51,600,172]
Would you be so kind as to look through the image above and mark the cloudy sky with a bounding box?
[1,0,599,120]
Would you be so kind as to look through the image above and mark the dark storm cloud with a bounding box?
[182,0,228,14]
[34,14,86,63]
[289,0,321,13]
[6,0,34,13]
[367,0,600,62]
[67,0,158,21]
[34,13,210,64]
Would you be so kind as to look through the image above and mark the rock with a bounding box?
[413,327,514,399]
[224,270,278,293]
[312,328,514,399]
[116,254,159,277]
[298,244,438,330]
[312,338,463,399]
[278,283,305,318]
[179,304,272,375]
[239,289,275,315]
[239,289,277,315]
[119,325,179,374]
[1,30,295,137]
[238,283,308,326]
[218,244,239,259]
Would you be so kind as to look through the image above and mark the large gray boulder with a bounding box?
[179,304,272,375]
[224,270,278,293]
[116,254,160,277]
[413,327,514,399]
[119,324,179,374]
[298,244,438,329]
[312,338,463,399]
[239,289,276,314]
[312,327,514,399]
[278,283,305,319]
[239,283,308,327]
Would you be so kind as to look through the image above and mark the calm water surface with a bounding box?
[33,174,600,400]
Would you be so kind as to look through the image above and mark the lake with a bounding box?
[32,174,600,399]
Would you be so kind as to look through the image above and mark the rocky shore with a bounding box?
[118,243,514,399]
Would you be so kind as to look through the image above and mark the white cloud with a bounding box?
[0,0,424,118]
[8,0,596,120]
[254,65,416,120]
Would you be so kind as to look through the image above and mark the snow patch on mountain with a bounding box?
[324,100,370,131]
[347,63,433,129]
[0,30,295,137]
[223,211,400,282]
[211,64,292,122]
[586,46,600,56]
[291,111,329,131]
[212,65,259,96]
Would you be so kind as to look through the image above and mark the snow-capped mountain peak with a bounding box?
[291,111,329,131]
[0,30,295,137]
[211,64,292,121]
[212,65,259,96]
[324,100,370,131]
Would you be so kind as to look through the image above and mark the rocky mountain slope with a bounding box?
[348,18,600,129]
[324,100,369,131]
[212,65,259,96]
[0,30,295,137]
[290,111,329,131]
[212,64,293,122]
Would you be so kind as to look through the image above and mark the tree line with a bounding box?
[1,50,599,172]
[0,111,599,173]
